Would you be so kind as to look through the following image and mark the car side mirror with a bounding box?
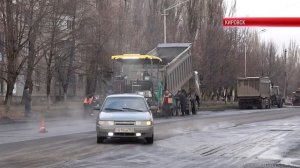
[150,106,158,112]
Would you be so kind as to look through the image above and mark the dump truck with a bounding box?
[237,77,271,109]
[147,43,193,95]
[270,85,283,108]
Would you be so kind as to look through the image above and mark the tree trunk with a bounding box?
[23,0,38,100]
[23,35,36,97]
[3,0,16,105]
[46,25,55,108]
[46,71,52,110]
[85,61,97,95]
[4,74,17,108]
[63,84,68,108]
[64,92,67,103]
[45,2,57,108]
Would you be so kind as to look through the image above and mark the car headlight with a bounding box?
[135,121,152,126]
[98,120,114,126]
[146,121,152,126]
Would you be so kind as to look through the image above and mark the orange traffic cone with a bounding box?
[39,119,47,133]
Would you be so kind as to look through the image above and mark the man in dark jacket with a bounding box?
[196,94,200,109]
[190,93,197,115]
[24,86,32,117]
[179,89,187,116]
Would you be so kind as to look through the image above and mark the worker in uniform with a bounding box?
[161,90,173,118]
[83,94,95,117]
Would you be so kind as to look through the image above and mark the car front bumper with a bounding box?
[96,125,153,138]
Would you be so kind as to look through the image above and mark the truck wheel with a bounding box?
[277,102,281,108]
[238,103,243,109]
[97,136,105,144]
[238,101,244,109]
[266,99,271,109]
[145,134,154,144]
[263,100,266,109]
[258,99,267,109]
[258,99,264,109]
[258,103,262,109]
[279,101,283,108]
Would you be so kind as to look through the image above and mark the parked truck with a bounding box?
[270,85,284,108]
[292,88,300,106]
[237,77,271,109]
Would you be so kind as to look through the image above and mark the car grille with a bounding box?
[114,121,135,125]
[114,133,136,136]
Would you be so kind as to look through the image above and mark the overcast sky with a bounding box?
[225,0,300,49]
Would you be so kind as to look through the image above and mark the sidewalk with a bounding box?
[0,101,84,124]
[199,101,238,111]
[0,100,239,124]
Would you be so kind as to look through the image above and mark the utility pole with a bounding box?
[284,49,287,99]
[261,52,264,76]
[244,45,247,77]
[163,12,167,43]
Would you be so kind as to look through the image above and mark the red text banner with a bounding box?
[223,17,300,27]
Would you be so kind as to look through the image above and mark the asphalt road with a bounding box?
[1,107,300,168]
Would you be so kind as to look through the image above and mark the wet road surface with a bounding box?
[0,107,300,168]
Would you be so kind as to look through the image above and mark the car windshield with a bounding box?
[102,97,148,112]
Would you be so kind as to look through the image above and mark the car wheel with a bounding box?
[145,134,154,144]
[280,101,283,108]
[97,136,105,144]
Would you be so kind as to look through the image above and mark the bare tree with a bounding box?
[40,0,88,106]
[23,0,48,99]
[42,0,70,107]
[55,0,77,103]
[1,0,295,106]
[0,0,31,106]
[81,0,114,95]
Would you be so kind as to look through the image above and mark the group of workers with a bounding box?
[161,89,200,118]
[82,89,200,118]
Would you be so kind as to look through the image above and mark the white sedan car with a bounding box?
[96,94,155,144]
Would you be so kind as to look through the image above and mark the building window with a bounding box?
[124,0,130,8]
[67,20,73,30]
[60,16,73,30]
